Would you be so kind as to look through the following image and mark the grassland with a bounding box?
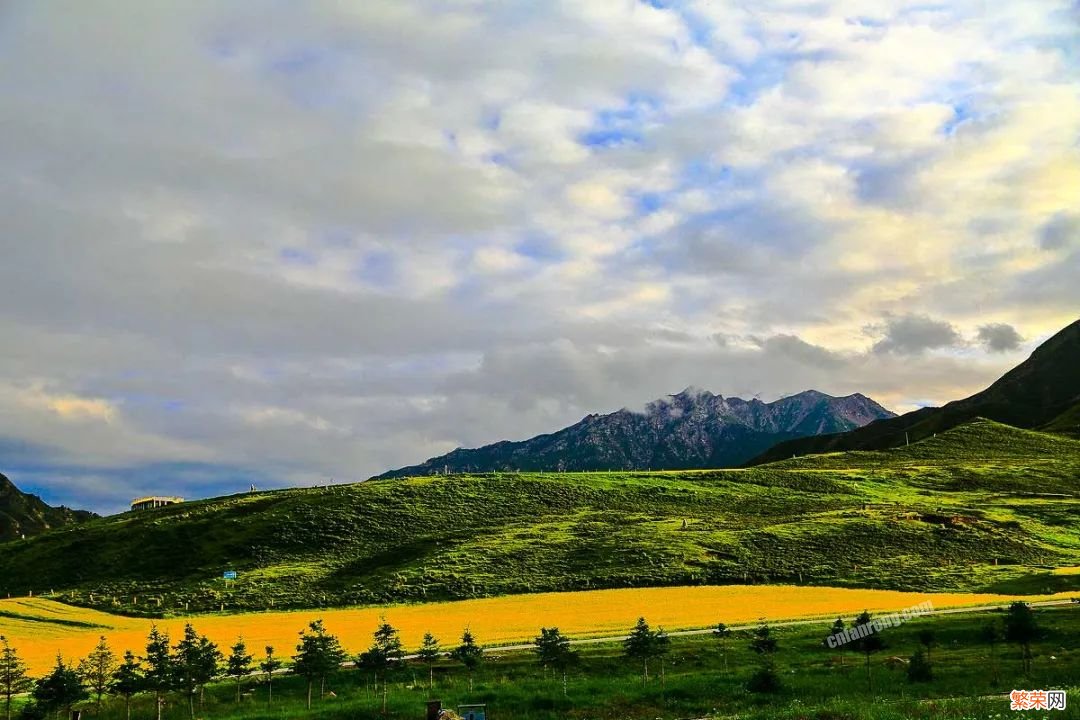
[9,601,1080,720]
[6,586,1080,674]
[1,419,1078,615]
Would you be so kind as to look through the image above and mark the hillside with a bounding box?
[750,317,1080,464]
[376,389,894,478]
[2,419,1077,614]
[0,472,96,542]
[1041,400,1080,438]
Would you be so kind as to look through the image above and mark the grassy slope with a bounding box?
[1042,400,1080,438]
[0,420,1078,613]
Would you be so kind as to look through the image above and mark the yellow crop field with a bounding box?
[2,585,1074,674]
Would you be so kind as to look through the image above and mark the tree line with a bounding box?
[0,602,1046,719]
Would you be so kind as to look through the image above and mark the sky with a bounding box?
[1,0,1078,513]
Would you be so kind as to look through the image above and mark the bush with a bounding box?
[17,703,47,720]
[907,648,933,683]
[747,662,783,694]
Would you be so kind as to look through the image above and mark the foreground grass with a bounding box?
[25,604,1080,720]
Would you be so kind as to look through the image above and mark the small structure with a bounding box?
[457,705,487,720]
[130,496,184,512]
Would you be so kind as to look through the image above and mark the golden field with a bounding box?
[2,585,1075,674]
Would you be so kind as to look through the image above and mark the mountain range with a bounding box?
[0,472,96,542]
[375,389,895,478]
[750,317,1080,464]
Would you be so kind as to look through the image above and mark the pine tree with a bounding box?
[450,629,483,692]
[110,651,142,720]
[714,623,731,672]
[1004,601,1039,675]
[173,624,221,719]
[226,637,253,703]
[917,628,936,664]
[624,618,663,684]
[0,637,32,720]
[142,626,173,720]
[416,633,441,691]
[293,620,346,709]
[259,647,282,706]
[357,620,404,714]
[851,611,885,692]
[77,636,117,710]
[750,621,778,656]
[827,618,846,668]
[907,647,933,683]
[33,655,85,720]
[533,628,578,697]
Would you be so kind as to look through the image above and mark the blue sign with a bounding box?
[223,571,238,580]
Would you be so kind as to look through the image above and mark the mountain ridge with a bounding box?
[375,388,895,478]
[0,472,97,542]
[749,317,1080,464]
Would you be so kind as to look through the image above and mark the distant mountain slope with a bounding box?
[750,318,1080,465]
[376,389,895,478]
[1041,400,1080,438]
[0,472,96,542]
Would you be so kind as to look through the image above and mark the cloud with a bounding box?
[976,323,1024,353]
[1039,213,1080,251]
[0,0,1076,511]
[872,315,962,355]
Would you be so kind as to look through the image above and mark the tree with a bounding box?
[917,628,936,664]
[746,662,782,693]
[0,637,32,720]
[653,627,671,689]
[450,629,483,692]
[357,620,405,714]
[33,655,85,720]
[259,646,282,706]
[226,637,253,703]
[714,623,731,672]
[1004,601,1039,675]
[173,624,221,719]
[624,618,666,684]
[416,633,441,691]
[293,620,346,709]
[533,628,578,697]
[747,620,781,694]
[851,611,885,692]
[110,651,143,720]
[978,621,1000,685]
[77,636,117,710]
[750,621,778,656]
[907,647,932,683]
[827,618,846,668]
[142,626,174,720]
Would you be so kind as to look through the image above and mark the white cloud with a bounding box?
[0,0,1077,511]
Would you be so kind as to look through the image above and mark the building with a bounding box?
[130,496,184,512]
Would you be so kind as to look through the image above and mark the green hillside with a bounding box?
[1042,400,1080,438]
[1,420,1078,615]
